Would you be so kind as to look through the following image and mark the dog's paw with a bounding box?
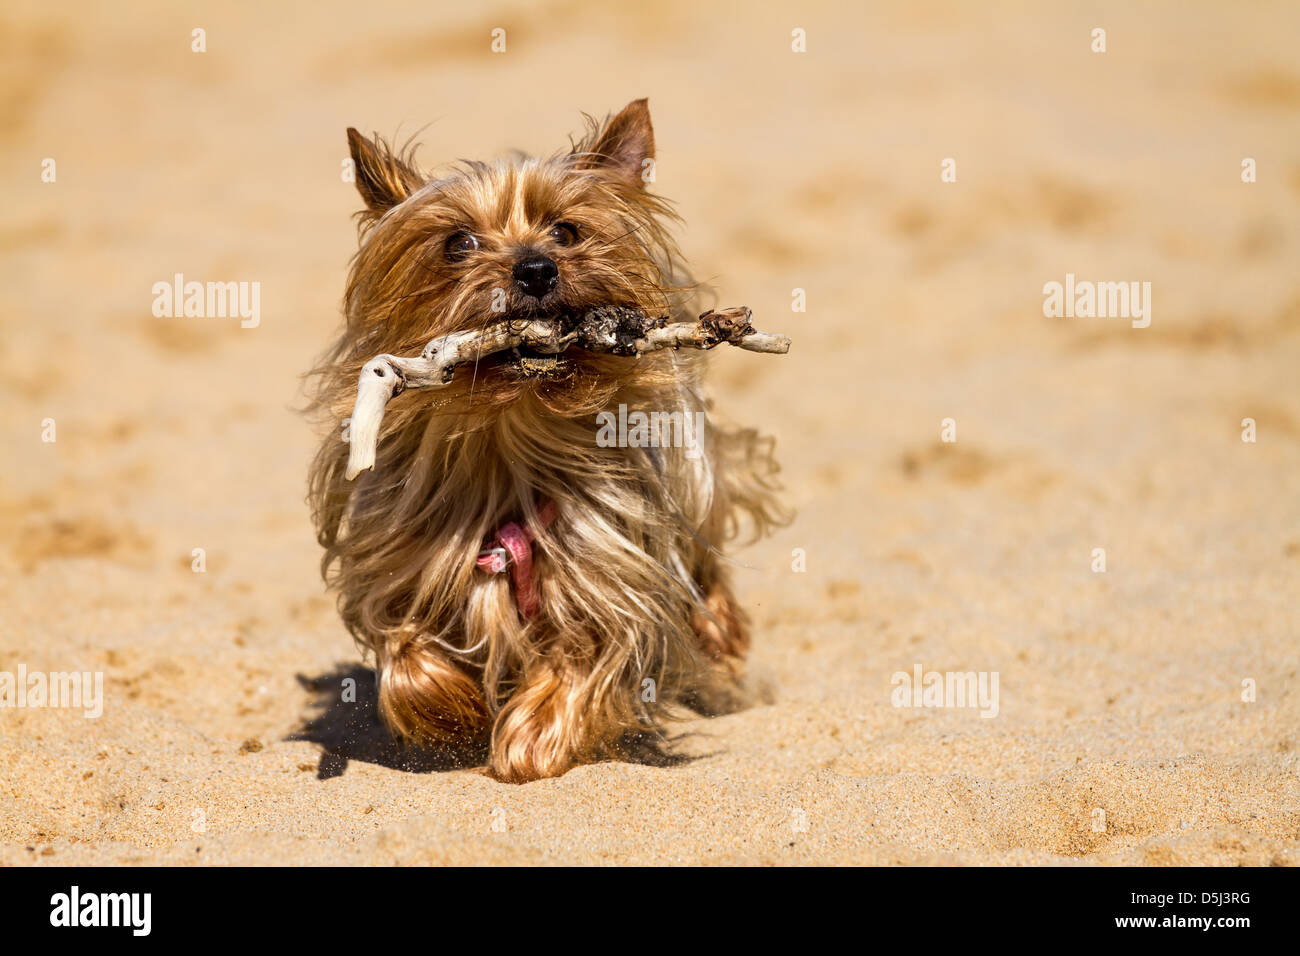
[488,664,588,783]
[378,641,490,744]
[691,581,751,670]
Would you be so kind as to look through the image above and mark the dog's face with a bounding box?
[339,99,687,398]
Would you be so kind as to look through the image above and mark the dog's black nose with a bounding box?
[512,255,558,299]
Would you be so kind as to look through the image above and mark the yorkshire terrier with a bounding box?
[308,99,787,782]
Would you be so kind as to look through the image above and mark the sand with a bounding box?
[2,0,1298,865]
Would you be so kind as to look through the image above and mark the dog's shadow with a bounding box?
[288,664,701,780]
[287,666,484,779]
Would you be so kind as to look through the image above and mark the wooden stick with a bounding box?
[345,307,789,479]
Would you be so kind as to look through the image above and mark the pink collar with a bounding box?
[474,499,557,619]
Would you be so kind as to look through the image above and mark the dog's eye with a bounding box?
[548,222,579,247]
[445,233,479,261]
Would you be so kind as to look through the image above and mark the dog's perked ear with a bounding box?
[577,98,655,187]
[346,128,423,214]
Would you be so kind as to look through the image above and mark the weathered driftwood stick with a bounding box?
[345,307,789,479]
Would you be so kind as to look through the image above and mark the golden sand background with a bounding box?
[1,0,1298,864]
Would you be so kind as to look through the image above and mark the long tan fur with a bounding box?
[307,99,788,782]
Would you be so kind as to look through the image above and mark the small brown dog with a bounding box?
[308,99,786,782]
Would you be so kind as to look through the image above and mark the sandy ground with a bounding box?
[2,0,1298,865]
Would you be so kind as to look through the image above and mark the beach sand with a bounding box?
[2,0,1298,865]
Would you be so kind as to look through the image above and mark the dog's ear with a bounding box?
[576,98,655,188]
[347,128,422,213]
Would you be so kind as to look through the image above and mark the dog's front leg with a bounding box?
[376,639,491,746]
[489,654,606,783]
[691,567,751,673]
